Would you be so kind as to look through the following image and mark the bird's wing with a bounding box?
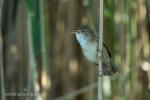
[102,45,118,75]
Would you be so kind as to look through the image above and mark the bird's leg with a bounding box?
[97,48,104,76]
[97,48,102,55]
[98,74,104,77]
[97,48,103,60]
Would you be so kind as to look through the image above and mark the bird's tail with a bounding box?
[110,59,119,74]
[102,59,119,76]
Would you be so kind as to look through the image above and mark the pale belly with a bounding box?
[76,33,98,64]
[82,42,98,64]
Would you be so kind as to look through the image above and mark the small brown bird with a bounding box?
[71,26,118,76]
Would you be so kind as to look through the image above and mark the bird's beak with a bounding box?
[69,31,76,34]
[69,29,80,35]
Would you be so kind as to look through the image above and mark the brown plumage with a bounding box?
[71,26,118,76]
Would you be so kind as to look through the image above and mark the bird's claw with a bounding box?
[97,48,102,54]
[98,74,104,77]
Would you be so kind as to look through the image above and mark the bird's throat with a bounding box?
[76,33,98,64]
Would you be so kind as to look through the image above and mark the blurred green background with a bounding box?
[0,0,150,100]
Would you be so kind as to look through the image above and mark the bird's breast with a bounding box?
[76,33,97,63]
[80,41,97,64]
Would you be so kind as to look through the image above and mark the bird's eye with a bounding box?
[81,30,86,32]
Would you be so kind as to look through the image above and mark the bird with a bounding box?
[71,26,118,76]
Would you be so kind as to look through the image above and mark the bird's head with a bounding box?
[70,26,97,42]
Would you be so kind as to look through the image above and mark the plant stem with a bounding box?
[98,0,103,100]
